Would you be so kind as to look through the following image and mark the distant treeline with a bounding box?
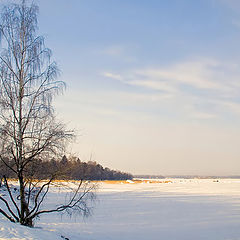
[0,155,133,181]
[166,175,240,179]
[134,174,240,179]
[134,175,165,179]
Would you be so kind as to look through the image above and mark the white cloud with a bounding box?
[103,72,122,81]
[134,59,235,92]
[129,80,179,93]
[104,58,239,93]
[213,100,240,115]
[103,58,240,119]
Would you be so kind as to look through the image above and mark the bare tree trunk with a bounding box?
[0,0,95,227]
[19,174,32,226]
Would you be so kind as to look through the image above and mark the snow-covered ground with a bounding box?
[1,179,240,240]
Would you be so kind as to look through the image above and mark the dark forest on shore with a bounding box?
[0,155,133,181]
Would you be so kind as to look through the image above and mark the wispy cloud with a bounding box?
[129,80,179,94]
[103,72,122,81]
[134,59,238,93]
[212,100,240,116]
[103,58,240,119]
[104,58,240,94]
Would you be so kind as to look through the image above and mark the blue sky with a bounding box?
[17,0,240,175]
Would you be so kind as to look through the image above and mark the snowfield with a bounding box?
[1,179,240,240]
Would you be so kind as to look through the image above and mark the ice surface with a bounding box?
[1,179,240,240]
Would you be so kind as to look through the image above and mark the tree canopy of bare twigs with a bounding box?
[0,0,96,227]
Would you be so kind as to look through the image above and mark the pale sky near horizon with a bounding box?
[7,0,240,175]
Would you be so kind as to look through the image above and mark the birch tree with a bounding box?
[0,0,95,227]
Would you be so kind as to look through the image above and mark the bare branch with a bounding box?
[0,208,16,223]
[3,176,20,217]
[0,0,94,227]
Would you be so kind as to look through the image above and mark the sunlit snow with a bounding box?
[1,179,240,240]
